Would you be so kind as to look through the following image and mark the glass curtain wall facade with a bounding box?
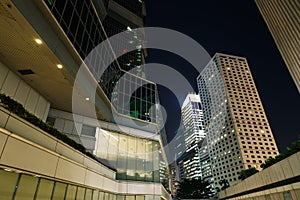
[181,93,205,152]
[176,93,205,181]
[44,0,157,123]
[94,128,160,182]
[0,168,160,200]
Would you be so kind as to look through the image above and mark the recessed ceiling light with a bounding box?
[57,64,63,69]
[85,97,90,101]
[35,38,42,44]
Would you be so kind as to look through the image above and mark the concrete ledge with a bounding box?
[0,106,116,179]
[0,127,170,198]
[219,151,300,199]
[0,107,171,199]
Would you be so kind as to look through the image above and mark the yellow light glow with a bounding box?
[57,64,63,69]
[34,38,42,44]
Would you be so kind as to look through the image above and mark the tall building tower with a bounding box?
[0,0,170,199]
[256,0,300,93]
[175,93,206,181]
[181,93,205,152]
[197,53,279,188]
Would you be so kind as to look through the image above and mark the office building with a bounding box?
[256,0,300,93]
[181,93,205,152]
[0,0,170,199]
[173,125,185,160]
[198,140,214,189]
[177,147,201,181]
[174,93,206,181]
[197,53,279,188]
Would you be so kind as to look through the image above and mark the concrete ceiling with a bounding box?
[0,0,111,122]
[0,0,76,112]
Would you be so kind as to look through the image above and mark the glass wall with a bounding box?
[0,168,161,200]
[95,128,160,182]
[44,0,158,123]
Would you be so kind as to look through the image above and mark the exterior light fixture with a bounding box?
[34,38,42,45]
[57,64,63,69]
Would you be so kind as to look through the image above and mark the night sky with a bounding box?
[145,0,300,152]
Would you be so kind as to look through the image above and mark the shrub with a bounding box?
[0,93,97,165]
[238,167,258,180]
[261,136,300,169]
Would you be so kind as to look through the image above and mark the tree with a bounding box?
[176,179,213,199]
[219,179,230,190]
[238,167,258,180]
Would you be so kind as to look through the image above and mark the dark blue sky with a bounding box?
[145,0,300,152]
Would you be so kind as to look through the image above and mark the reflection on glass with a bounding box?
[95,128,161,182]
[0,170,19,199]
[85,189,92,200]
[35,178,54,200]
[92,190,99,200]
[76,187,85,200]
[99,192,104,200]
[14,174,38,200]
[0,168,158,200]
[52,182,67,200]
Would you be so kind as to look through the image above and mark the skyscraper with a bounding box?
[181,93,205,152]
[197,53,279,188]
[175,93,205,181]
[0,0,170,199]
[256,0,300,93]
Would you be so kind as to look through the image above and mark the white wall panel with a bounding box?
[35,96,47,119]
[43,103,50,121]
[0,62,9,89]
[0,62,50,121]
[25,89,39,114]
[83,157,115,179]
[0,108,9,128]
[54,118,65,131]
[0,131,8,158]
[63,120,74,134]
[84,170,104,189]
[5,116,57,151]
[1,71,20,97]
[55,158,86,184]
[0,136,58,177]
[14,81,30,105]
[55,142,84,164]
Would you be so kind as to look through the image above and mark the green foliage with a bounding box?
[260,136,300,169]
[176,178,213,199]
[0,93,96,161]
[238,167,258,180]
[219,179,230,190]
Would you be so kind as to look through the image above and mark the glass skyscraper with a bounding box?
[44,0,157,123]
[175,93,206,181]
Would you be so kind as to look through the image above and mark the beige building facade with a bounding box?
[197,53,279,188]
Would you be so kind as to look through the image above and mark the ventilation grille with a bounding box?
[18,69,35,75]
